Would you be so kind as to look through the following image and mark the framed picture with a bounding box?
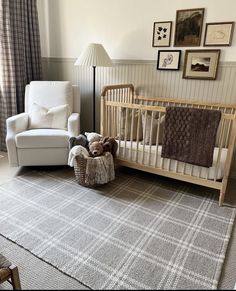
[174,8,204,46]
[204,22,235,46]
[183,49,220,80]
[157,50,181,70]
[152,21,172,47]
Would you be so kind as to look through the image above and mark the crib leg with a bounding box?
[219,190,225,207]
[219,178,228,207]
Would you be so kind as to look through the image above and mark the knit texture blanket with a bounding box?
[85,152,115,185]
[161,107,221,167]
[68,145,89,167]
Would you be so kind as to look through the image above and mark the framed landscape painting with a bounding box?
[152,21,172,47]
[204,22,235,46]
[174,8,204,46]
[157,50,181,70]
[183,50,220,80]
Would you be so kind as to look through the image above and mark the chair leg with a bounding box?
[10,266,21,290]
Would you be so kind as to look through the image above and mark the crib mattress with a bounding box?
[116,140,227,180]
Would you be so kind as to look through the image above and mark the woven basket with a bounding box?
[74,156,88,186]
[74,154,115,186]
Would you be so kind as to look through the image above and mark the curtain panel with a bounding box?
[0,0,42,151]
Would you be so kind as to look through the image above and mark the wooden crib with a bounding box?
[100,84,236,206]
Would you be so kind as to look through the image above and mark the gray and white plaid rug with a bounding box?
[0,167,235,290]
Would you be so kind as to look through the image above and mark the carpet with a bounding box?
[0,167,235,290]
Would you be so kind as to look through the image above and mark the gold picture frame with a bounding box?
[204,22,235,46]
[183,49,220,80]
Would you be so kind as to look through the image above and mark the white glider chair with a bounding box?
[6,81,80,166]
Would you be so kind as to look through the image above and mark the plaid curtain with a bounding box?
[0,0,42,151]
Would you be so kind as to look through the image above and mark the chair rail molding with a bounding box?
[42,56,236,122]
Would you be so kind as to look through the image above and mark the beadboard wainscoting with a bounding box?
[41,57,236,176]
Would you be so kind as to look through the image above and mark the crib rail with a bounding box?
[101,84,134,103]
[135,96,236,114]
[100,84,236,206]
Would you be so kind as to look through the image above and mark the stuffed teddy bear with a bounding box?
[85,132,103,144]
[69,134,88,149]
[102,136,118,158]
[89,141,104,157]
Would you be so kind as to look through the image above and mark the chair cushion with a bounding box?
[16,129,70,148]
[26,81,73,115]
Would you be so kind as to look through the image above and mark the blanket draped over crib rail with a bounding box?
[100,84,236,206]
[161,106,222,167]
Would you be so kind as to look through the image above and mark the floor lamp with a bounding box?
[74,43,112,132]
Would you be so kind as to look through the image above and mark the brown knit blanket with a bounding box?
[161,107,221,167]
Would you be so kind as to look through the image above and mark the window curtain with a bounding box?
[0,0,42,151]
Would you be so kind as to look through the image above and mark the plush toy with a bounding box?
[69,134,88,149]
[85,132,103,144]
[89,141,104,157]
[102,136,118,158]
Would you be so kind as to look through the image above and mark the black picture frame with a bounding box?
[157,50,181,70]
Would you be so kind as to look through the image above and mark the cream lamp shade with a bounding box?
[74,43,112,67]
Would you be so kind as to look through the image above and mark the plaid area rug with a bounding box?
[0,167,235,290]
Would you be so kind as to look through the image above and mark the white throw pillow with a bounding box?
[29,103,69,129]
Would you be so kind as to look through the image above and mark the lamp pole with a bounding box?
[93,65,96,132]
[74,44,112,133]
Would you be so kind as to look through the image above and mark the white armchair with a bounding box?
[6,81,80,166]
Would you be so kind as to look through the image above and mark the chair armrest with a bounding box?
[6,113,29,136]
[68,113,80,136]
[6,113,29,167]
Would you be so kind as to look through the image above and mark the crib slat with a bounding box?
[136,110,141,163]
[142,111,148,165]
[105,105,108,135]
[167,158,171,172]
[130,108,135,161]
[114,106,118,137]
[124,108,129,159]
[161,156,164,170]
[148,112,155,166]
[155,111,161,168]
[118,107,122,158]
[111,106,114,137]
[190,164,194,177]
[222,107,227,148]
[225,119,232,148]
[214,118,226,181]
[175,160,179,173]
